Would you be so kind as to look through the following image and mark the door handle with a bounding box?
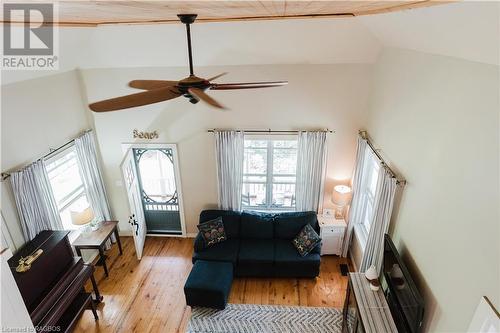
[133,219,139,236]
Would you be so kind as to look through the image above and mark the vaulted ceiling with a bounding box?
[2,0,447,26]
[1,1,498,85]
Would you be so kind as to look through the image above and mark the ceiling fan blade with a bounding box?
[207,72,228,82]
[89,87,181,112]
[129,80,178,90]
[188,88,227,110]
[210,81,288,90]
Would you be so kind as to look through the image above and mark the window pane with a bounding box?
[244,148,267,174]
[273,140,297,149]
[244,140,267,148]
[272,175,296,183]
[363,199,374,232]
[243,175,267,183]
[242,183,266,207]
[46,146,92,230]
[272,184,296,208]
[242,137,298,211]
[368,164,379,195]
[273,148,297,175]
[46,150,84,203]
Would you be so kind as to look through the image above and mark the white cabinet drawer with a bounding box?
[321,226,345,235]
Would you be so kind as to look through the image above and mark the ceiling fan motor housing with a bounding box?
[177,14,197,24]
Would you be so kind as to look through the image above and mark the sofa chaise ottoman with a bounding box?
[184,260,233,309]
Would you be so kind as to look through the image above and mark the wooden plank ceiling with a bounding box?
[1,1,449,26]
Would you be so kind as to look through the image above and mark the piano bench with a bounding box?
[184,260,233,310]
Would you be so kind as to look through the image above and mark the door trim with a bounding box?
[121,143,187,238]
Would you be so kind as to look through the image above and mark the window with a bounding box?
[46,146,91,230]
[357,147,380,241]
[242,137,298,210]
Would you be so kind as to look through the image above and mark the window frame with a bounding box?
[242,135,298,211]
[45,144,91,230]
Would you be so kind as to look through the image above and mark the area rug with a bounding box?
[187,303,346,333]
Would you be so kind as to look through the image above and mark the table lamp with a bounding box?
[70,207,94,226]
[331,184,352,219]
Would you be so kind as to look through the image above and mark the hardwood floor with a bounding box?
[74,236,352,333]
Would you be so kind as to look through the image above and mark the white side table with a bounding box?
[318,215,347,256]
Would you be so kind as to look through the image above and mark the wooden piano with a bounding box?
[8,230,102,332]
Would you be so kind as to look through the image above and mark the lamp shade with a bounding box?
[331,185,352,206]
[70,207,94,226]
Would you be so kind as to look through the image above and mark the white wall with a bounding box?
[81,64,372,234]
[360,1,499,66]
[364,48,499,332]
[0,70,90,250]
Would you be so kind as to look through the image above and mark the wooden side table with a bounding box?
[73,221,122,277]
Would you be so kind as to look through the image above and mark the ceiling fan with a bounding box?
[88,14,288,112]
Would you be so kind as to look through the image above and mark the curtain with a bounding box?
[75,131,111,222]
[341,136,368,257]
[295,131,328,212]
[214,130,244,211]
[10,160,63,241]
[360,167,397,272]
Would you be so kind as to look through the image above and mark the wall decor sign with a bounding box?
[133,129,159,140]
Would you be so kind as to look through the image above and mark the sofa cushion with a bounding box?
[197,216,227,247]
[292,224,321,257]
[236,239,275,277]
[200,210,241,239]
[274,211,318,239]
[238,239,275,263]
[274,240,320,278]
[192,238,240,264]
[240,211,274,239]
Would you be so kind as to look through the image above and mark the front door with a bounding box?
[120,149,147,259]
[133,147,183,234]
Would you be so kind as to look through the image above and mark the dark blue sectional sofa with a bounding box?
[192,209,321,278]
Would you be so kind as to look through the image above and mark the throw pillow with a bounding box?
[292,224,321,257]
[197,216,227,247]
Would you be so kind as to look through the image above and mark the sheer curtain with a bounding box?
[75,131,111,222]
[295,131,328,212]
[214,130,244,211]
[10,160,63,241]
[360,167,397,272]
[341,136,368,257]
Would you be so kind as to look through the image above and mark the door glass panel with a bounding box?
[133,148,182,234]
[137,149,176,203]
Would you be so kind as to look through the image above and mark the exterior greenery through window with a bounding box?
[242,137,298,210]
[46,146,91,230]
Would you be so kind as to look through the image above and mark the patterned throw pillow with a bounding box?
[197,216,227,247]
[292,224,321,257]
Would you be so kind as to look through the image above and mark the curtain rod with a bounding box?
[1,129,92,182]
[359,130,407,186]
[207,128,335,134]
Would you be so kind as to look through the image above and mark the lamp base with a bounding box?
[334,207,345,219]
